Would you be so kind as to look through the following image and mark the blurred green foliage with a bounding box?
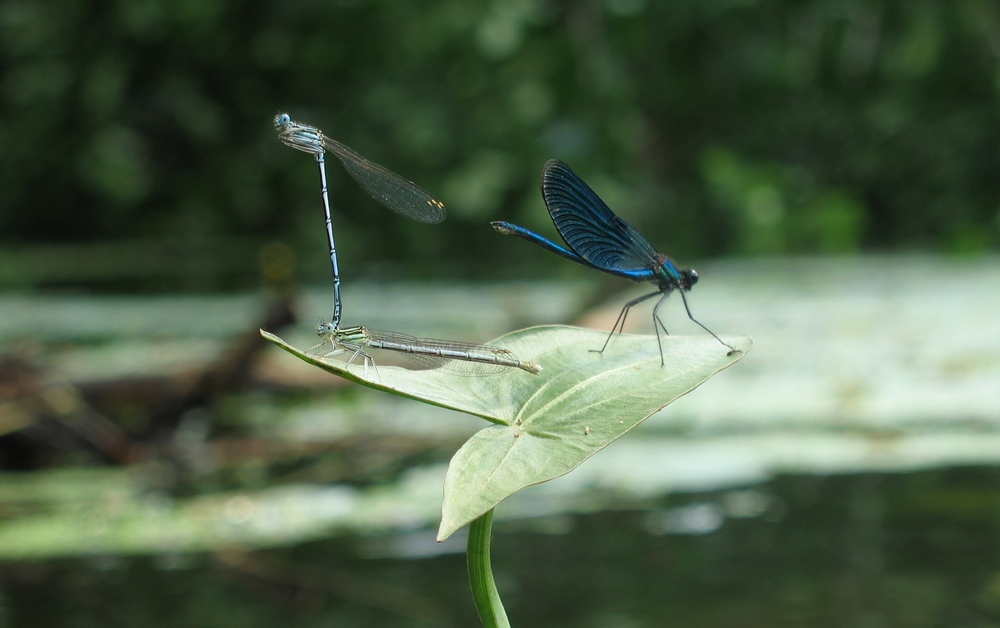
[1,0,998,289]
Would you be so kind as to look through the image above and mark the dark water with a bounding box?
[3,467,999,627]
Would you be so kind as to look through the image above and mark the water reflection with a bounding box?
[3,468,1000,626]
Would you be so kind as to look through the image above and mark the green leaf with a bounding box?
[260,325,752,540]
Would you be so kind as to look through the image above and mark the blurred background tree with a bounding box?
[1,0,997,292]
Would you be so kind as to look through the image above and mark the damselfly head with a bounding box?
[316,320,336,338]
[682,268,699,290]
[274,113,291,129]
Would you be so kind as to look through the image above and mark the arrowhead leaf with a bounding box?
[261,325,752,540]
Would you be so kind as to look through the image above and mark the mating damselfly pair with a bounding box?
[274,112,732,377]
[274,112,540,377]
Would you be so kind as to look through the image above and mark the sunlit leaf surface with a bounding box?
[262,325,752,540]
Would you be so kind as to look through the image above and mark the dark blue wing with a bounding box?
[541,160,660,273]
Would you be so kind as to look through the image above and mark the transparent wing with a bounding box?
[321,137,446,224]
[367,329,524,376]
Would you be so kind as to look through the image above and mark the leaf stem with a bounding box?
[467,508,509,627]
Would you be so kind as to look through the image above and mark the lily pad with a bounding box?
[261,325,752,540]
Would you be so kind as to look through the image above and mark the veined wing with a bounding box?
[541,159,660,272]
[320,136,446,224]
[366,329,540,376]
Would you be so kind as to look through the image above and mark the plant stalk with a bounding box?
[467,508,509,627]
